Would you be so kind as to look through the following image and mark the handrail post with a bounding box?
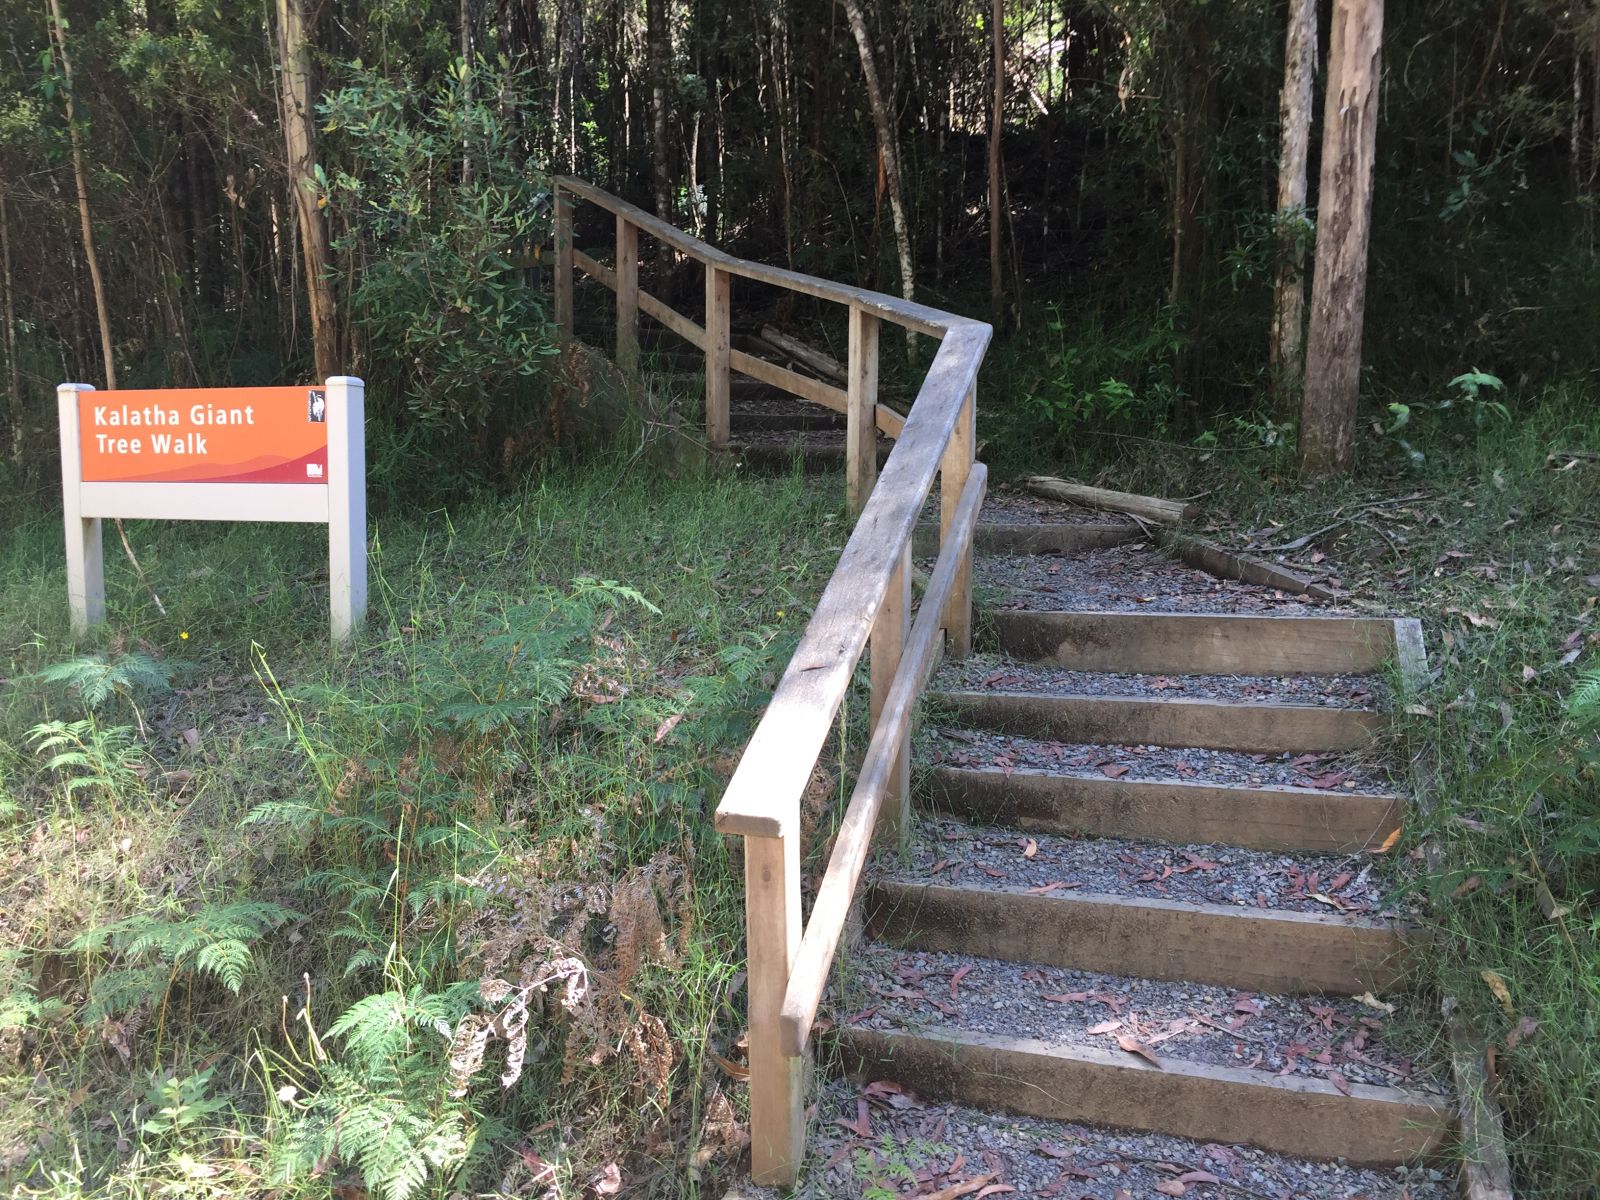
[745,831,804,1185]
[846,306,880,516]
[553,187,574,335]
[870,543,912,839]
[616,214,639,375]
[940,386,977,657]
[705,264,731,447]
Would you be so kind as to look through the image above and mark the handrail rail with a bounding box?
[550,177,990,1187]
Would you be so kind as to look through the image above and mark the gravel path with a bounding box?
[923,486,1136,527]
[880,817,1406,916]
[748,1078,1450,1198]
[918,729,1397,794]
[973,543,1359,614]
[840,945,1441,1094]
[935,654,1386,709]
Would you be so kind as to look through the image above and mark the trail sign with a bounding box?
[57,377,367,642]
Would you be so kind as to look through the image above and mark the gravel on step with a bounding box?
[935,654,1387,709]
[922,485,1134,527]
[840,945,1443,1095]
[881,817,1409,917]
[731,427,887,449]
[918,728,1397,795]
[973,542,1364,614]
[743,1077,1449,1198]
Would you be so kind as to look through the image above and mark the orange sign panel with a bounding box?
[79,386,330,485]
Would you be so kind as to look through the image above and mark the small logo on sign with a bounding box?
[308,389,327,423]
[306,463,324,479]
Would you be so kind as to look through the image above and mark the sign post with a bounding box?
[56,377,367,643]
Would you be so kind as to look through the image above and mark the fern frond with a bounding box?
[1570,667,1600,724]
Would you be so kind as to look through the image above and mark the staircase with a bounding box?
[807,500,1454,1197]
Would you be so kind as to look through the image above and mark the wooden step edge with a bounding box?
[989,609,1406,676]
[921,765,1403,854]
[935,689,1384,754]
[839,1025,1453,1167]
[912,521,1140,557]
[866,879,1414,995]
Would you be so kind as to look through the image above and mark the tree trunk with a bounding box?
[646,0,672,245]
[1269,0,1317,414]
[46,0,117,390]
[1299,0,1383,478]
[842,0,915,354]
[1,190,20,464]
[275,0,340,380]
[989,0,1005,323]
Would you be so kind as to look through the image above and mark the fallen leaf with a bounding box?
[592,1162,622,1195]
[1535,879,1571,920]
[1327,1070,1352,1096]
[921,1173,997,1200]
[975,1187,1017,1198]
[1506,1015,1541,1051]
[950,964,972,1000]
[1372,827,1403,854]
[1481,969,1514,1016]
[1155,1181,1186,1196]
[1042,991,1091,1004]
[1100,763,1130,779]
[833,1098,872,1138]
[1451,874,1482,899]
[1087,1019,1123,1035]
[1355,991,1396,1016]
[1116,1033,1163,1069]
[862,1080,917,1109]
[979,865,1008,878]
[1179,1170,1222,1185]
[1022,838,1038,859]
[1304,770,1349,790]
[1025,880,1078,894]
[653,713,684,743]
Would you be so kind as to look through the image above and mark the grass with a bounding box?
[0,453,853,1199]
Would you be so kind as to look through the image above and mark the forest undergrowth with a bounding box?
[0,456,849,1200]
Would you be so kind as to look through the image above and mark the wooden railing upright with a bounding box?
[551,178,991,1186]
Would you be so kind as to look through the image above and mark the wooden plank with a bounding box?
[1024,475,1198,524]
[730,346,850,413]
[572,248,616,288]
[846,307,880,515]
[875,404,906,438]
[1448,1015,1516,1200]
[869,543,911,839]
[615,215,638,374]
[937,689,1383,754]
[704,266,731,448]
[636,286,704,349]
[759,324,847,382]
[714,322,991,840]
[939,387,976,657]
[843,1026,1452,1167]
[745,834,804,1184]
[553,190,574,332]
[1161,530,1337,600]
[778,468,986,1057]
[555,175,970,339]
[922,765,1403,853]
[866,880,1411,994]
[911,520,1138,557]
[990,610,1402,675]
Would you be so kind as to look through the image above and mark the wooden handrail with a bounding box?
[550,177,990,1187]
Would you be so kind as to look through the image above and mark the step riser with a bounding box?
[728,443,889,473]
[866,882,1409,995]
[991,611,1403,676]
[922,767,1402,854]
[841,1027,1452,1167]
[938,690,1382,754]
[913,522,1139,557]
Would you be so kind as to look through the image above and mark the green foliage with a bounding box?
[31,652,181,719]
[26,719,144,808]
[1011,306,1184,439]
[141,1068,230,1143]
[322,57,557,470]
[71,900,301,1021]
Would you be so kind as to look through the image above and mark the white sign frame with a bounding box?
[57,376,368,643]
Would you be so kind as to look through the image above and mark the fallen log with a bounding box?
[758,325,848,383]
[1023,476,1197,525]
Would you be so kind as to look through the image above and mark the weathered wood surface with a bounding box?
[846,307,879,515]
[922,765,1402,853]
[1024,476,1197,524]
[744,834,804,1180]
[759,324,847,382]
[1448,1015,1516,1200]
[937,688,1384,754]
[843,1026,1452,1166]
[615,216,639,375]
[866,880,1412,994]
[778,468,986,1056]
[990,610,1401,675]
[1159,530,1337,600]
[704,267,731,446]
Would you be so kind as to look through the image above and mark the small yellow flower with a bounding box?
[776,610,786,619]
[179,631,190,640]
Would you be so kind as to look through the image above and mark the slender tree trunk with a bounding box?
[647,0,672,241]
[1,191,20,464]
[46,0,116,390]
[1299,0,1383,478]
[989,0,1005,322]
[1269,0,1316,414]
[842,0,915,354]
[275,0,340,380]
